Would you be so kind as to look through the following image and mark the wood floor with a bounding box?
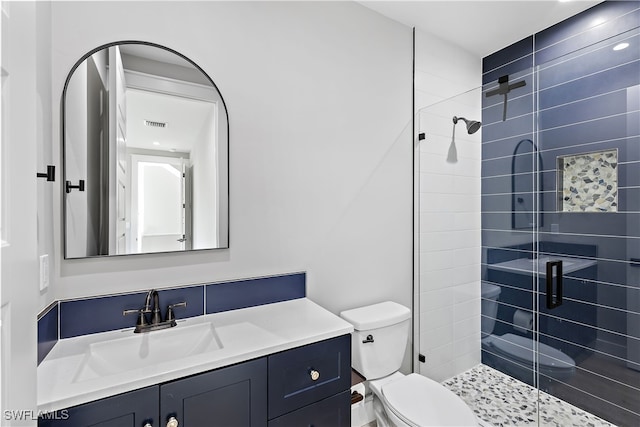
[351,368,365,386]
[549,352,640,427]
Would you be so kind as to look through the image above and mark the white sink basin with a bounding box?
[38,298,356,414]
[74,322,222,382]
[488,256,596,276]
[524,257,575,267]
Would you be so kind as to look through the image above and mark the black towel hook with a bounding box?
[65,179,85,193]
[36,165,55,182]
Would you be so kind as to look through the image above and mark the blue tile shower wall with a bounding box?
[50,273,305,340]
[535,0,640,64]
[482,36,533,85]
[481,2,640,425]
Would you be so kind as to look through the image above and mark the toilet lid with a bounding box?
[382,374,477,427]
[493,334,575,369]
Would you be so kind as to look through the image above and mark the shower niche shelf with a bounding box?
[557,149,618,213]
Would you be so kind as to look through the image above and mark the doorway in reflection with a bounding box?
[132,156,191,254]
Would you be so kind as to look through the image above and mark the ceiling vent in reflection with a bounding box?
[144,120,167,128]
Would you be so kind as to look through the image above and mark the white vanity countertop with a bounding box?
[38,298,354,413]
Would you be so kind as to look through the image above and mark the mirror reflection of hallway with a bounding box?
[63,42,228,258]
[132,156,190,254]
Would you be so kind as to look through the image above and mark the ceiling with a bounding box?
[123,1,604,153]
[127,89,215,153]
[358,0,603,58]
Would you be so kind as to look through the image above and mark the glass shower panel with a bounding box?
[415,88,482,384]
[535,26,640,426]
[481,58,539,398]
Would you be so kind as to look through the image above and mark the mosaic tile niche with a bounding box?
[557,149,618,212]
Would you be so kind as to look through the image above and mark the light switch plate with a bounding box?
[39,254,49,291]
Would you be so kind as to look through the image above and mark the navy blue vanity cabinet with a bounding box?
[161,357,268,427]
[267,334,351,426]
[38,386,158,427]
[268,390,351,427]
[39,335,349,427]
[39,359,267,427]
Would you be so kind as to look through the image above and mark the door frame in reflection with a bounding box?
[130,154,191,254]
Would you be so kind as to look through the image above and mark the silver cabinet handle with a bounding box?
[309,369,320,381]
[166,416,179,427]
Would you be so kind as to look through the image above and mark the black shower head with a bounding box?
[453,116,482,134]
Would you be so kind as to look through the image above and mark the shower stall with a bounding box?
[415,2,639,426]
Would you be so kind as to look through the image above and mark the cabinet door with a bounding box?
[38,386,158,427]
[268,391,350,427]
[268,334,351,419]
[161,358,267,427]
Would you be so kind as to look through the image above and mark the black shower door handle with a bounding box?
[546,260,563,309]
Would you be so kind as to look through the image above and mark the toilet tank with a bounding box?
[340,301,411,380]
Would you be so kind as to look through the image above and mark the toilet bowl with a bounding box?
[481,283,576,387]
[483,334,575,384]
[340,301,477,427]
[369,372,477,427]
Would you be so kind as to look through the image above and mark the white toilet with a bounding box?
[481,283,576,387]
[340,301,477,427]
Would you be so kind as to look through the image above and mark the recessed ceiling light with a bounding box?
[153,141,161,146]
[613,42,629,51]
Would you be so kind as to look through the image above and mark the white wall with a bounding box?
[191,107,217,249]
[2,1,51,423]
[414,30,482,382]
[49,1,413,317]
[63,62,89,259]
[35,0,55,312]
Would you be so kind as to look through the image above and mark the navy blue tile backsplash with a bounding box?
[38,272,305,364]
[59,285,205,339]
[37,303,58,365]
[206,273,305,314]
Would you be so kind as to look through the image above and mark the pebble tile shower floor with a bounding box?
[442,364,615,427]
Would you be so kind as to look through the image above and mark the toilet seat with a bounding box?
[492,333,575,370]
[381,373,477,427]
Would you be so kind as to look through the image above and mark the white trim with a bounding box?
[124,69,218,103]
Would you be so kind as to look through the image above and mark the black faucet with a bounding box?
[123,289,187,333]
[144,289,163,325]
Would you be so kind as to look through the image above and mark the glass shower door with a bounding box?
[480,54,542,422]
[534,26,640,426]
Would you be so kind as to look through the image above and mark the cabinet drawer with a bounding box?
[39,386,158,427]
[268,390,350,427]
[268,334,351,419]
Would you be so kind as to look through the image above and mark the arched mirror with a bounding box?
[63,41,229,258]
[511,139,542,229]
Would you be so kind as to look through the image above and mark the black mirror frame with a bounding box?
[61,40,230,259]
